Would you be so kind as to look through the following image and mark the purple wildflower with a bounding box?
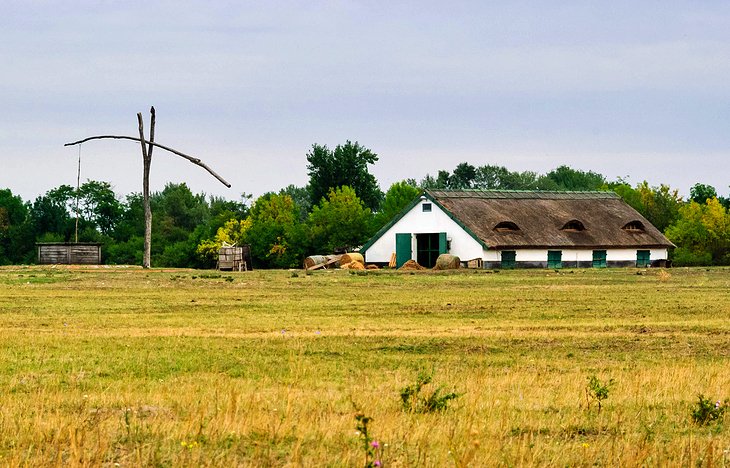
[374,461,381,467]
[371,440,380,448]
[716,401,721,408]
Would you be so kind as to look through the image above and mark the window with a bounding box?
[592,250,607,268]
[561,220,586,232]
[636,250,651,267]
[622,221,646,232]
[501,250,516,269]
[547,250,562,269]
[494,221,520,232]
[422,203,432,212]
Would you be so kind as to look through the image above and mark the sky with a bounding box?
[1,1,729,203]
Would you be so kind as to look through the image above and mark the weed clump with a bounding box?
[585,375,614,413]
[400,370,460,413]
[691,394,728,426]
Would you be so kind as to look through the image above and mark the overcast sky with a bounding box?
[1,1,729,202]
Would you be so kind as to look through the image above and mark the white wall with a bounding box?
[364,199,484,263]
[483,248,669,262]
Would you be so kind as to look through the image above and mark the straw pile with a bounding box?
[340,252,364,266]
[341,261,365,270]
[399,259,426,271]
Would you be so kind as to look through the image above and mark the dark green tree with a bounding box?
[537,165,606,191]
[450,162,477,189]
[690,183,718,204]
[306,141,383,210]
[0,189,33,264]
[309,186,373,254]
[246,192,309,268]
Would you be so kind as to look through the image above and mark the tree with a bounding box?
[537,165,606,191]
[666,198,730,265]
[246,193,309,268]
[309,186,373,254]
[450,163,477,189]
[279,185,311,222]
[306,141,383,210]
[690,183,718,205]
[373,181,421,229]
[0,189,32,264]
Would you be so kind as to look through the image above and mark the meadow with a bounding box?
[0,265,729,467]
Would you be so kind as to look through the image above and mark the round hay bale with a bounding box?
[303,255,327,269]
[433,254,461,270]
[340,252,364,266]
[366,264,379,270]
[399,259,426,271]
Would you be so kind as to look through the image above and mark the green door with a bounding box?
[501,250,516,269]
[547,250,562,269]
[636,250,650,267]
[592,250,607,268]
[395,233,412,268]
[438,232,448,254]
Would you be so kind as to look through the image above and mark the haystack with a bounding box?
[433,254,461,270]
[342,261,365,270]
[366,264,379,270]
[399,259,426,270]
[340,252,364,266]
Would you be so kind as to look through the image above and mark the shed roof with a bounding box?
[428,190,674,249]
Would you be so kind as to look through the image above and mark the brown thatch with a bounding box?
[428,190,674,249]
[433,254,460,270]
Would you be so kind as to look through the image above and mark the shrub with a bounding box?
[691,394,728,426]
[585,375,614,413]
[400,370,460,413]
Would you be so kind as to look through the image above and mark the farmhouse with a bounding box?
[361,190,674,269]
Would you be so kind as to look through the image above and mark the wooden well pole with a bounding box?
[65,107,230,269]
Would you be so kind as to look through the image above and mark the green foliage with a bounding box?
[246,193,309,268]
[609,181,682,232]
[306,141,383,211]
[691,395,727,426]
[373,181,421,230]
[585,375,614,413]
[309,186,373,254]
[0,189,32,264]
[690,183,718,204]
[537,165,606,191]
[666,198,730,266]
[400,370,460,413]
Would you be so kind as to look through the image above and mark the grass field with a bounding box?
[0,265,729,467]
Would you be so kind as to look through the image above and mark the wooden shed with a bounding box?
[218,244,253,271]
[37,243,102,265]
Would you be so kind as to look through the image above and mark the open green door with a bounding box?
[395,233,412,268]
[438,232,448,254]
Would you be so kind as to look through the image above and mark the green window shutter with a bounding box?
[592,250,607,268]
[636,250,650,267]
[547,250,562,269]
[438,232,448,254]
[501,250,516,269]
[395,233,412,268]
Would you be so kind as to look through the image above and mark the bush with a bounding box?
[691,394,728,426]
[400,370,460,413]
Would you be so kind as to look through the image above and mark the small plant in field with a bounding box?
[400,370,460,413]
[354,412,383,467]
[691,394,728,426]
[585,375,614,413]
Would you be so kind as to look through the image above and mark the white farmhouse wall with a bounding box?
[483,248,669,263]
[364,199,484,263]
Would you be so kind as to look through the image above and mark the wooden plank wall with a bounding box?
[37,244,101,265]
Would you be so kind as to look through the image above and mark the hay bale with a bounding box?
[340,252,364,266]
[303,255,327,269]
[348,261,365,270]
[399,259,426,270]
[433,254,461,270]
[366,264,379,270]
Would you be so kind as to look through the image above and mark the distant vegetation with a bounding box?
[1,143,729,267]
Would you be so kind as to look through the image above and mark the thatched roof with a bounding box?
[428,190,674,249]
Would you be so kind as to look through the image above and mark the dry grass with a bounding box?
[0,266,729,466]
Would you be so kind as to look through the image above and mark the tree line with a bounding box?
[1,141,729,267]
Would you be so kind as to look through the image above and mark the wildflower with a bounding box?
[716,401,721,409]
[374,461,381,467]
[582,443,590,448]
[371,440,380,448]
